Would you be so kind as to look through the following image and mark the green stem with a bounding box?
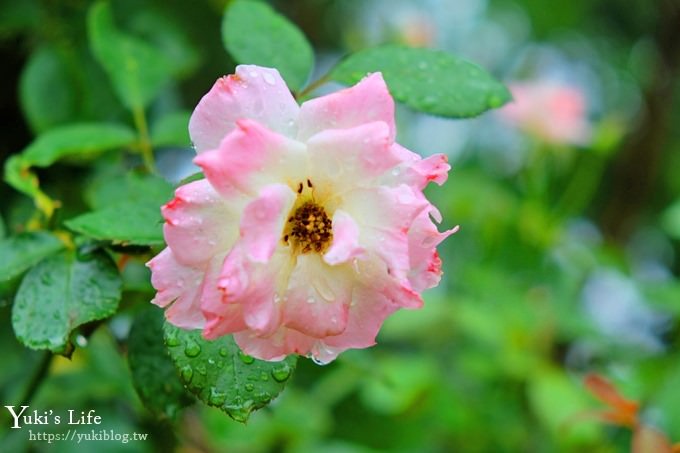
[132,107,155,173]
[296,73,332,101]
[20,351,52,404]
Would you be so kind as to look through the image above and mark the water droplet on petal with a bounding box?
[263,72,276,85]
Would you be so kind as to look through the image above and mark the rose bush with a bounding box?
[148,65,456,363]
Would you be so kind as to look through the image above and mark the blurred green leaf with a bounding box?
[11,248,121,353]
[222,0,314,92]
[0,231,64,291]
[87,1,174,111]
[331,45,511,118]
[359,355,436,415]
[21,123,136,168]
[661,200,680,240]
[3,155,56,216]
[84,171,173,210]
[19,46,76,133]
[129,9,200,79]
[0,212,5,239]
[150,111,191,148]
[128,307,193,419]
[65,200,164,246]
[164,324,297,422]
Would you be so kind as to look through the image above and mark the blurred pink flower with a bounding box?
[147,65,455,363]
[501,81,591,145]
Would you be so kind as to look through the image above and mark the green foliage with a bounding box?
[65,200,165,246]
[19,46,76,133]
[150,111,192,148]
[164,323,298,422]
[331,45,511,117]
[88,1,174,111]
[0,231,64,295]
[11,247,121,353]
[128,307,193,419]
[222,0,314,92]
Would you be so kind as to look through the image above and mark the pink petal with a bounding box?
[407,209,458,292]
[297,73,395,141]
[193,119,307,197]
[162,179,240,266]
[306,121,401,191]
[240,184,296,263]
[323,210,366,265]
[146,248,205,329]
[233,328,317,361]
[341,185,429,280]
[188,65,299,153]
[386,144,450,190]
[281,254,352,338]
[323,285,399,350]
[208,245,289,337]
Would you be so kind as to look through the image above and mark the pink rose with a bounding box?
[501,81,591,145]
[147,65,456,363]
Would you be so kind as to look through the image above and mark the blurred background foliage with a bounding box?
[1,0,680,451]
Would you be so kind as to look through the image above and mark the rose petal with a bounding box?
[194,119,307,198]
[162,179,240,266]
[323,210,366,265]
[240,184,296,263]
[297,73,395,141]
[189,65,299,153]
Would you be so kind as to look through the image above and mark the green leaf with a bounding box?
[661,200,680,240]
[21,123,136,168]
[3,155,55,216]
[0,231,64,290]
[84,171,174,210]
[222,0,313,92]
[164,323,297,422]
[19,46,77,133]
[330,45,511,118]
[128,307,193,419]
[11,248,121,353]
[65,200,164,246]
[151,111,191,148]
[87,1,174,110]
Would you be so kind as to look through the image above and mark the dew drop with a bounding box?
[239,351,255,364]
[184,341,201,358]
[180,365,193,383]
[263,72,276,85]
[219,347,229,357]
[165,332,180,347]
[245,383,255,392]
[196,364,207,376]
[391,167,401,176]
[260,371,269,381]
[271,363,291,382]
[209,387,227,406]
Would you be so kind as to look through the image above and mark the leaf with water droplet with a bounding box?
[11,247,121,354]
[163,323,297,422]
[331,45,511,118]
[0,231,64,299]
[221,0,313,92]
[128,307,193,419]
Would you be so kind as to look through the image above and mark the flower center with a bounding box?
[284,201,332,254]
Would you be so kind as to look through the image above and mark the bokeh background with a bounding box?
[1,0,680,451]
